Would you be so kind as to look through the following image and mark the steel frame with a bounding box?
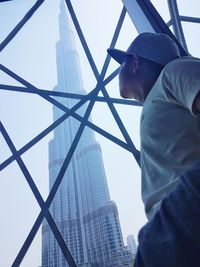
[0,0,197,266]
[167,0,200,51]
[167,0,188,51]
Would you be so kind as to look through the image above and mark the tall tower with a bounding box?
[42,1,134,266]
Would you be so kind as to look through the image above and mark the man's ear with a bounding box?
[132,54,139,74]
[193,91,200,113]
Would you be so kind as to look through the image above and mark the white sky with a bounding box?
[0,0,199,266]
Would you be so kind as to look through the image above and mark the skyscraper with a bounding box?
[42,2,134,266]
[127,235,137,256]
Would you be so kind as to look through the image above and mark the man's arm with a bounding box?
[134,163,200,267]
[163,58,200,114]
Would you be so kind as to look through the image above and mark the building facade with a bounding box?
[127,235,137,256]
[42,2,134,266]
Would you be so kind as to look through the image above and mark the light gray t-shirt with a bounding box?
[140,56,200,220]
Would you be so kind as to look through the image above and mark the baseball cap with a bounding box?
[107,32,180,66]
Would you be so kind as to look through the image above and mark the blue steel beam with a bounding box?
[0,122,77,267]
[180,16,200,24]
[0,83,142,107]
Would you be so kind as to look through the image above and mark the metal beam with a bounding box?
[0,84,142,106]
[122,0,188,56]
[180,16,200,24]
[167,0,188,51]
[122,0,154,33]
[0,0,13,2]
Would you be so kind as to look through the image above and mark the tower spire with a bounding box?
[59,0,74,49]
[55,0,84,93]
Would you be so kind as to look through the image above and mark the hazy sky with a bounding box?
[0,0,199,266]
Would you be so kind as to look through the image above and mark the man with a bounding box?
[108,32,200,219]
[107,32,200,266]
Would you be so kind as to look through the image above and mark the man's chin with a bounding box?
[120,90,133,99]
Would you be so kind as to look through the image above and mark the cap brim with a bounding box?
[107,48,127,65]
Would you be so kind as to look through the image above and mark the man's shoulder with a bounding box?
[160,56,200,85]
[164,56,200,72]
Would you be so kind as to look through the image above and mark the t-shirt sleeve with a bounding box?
[163,58,200,115]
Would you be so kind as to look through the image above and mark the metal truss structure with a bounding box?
[0,0,199,266]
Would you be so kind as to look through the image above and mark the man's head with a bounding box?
[107,32,180,102]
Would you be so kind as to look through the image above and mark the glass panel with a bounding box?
[71,0,123,75]
[151,0,171,22]
[106,11,138,79]
[20,133,50,199]
[114,104,142,150]
[21,225,43,267]
[177,0,200,17]
[0,90,53,150]
[0,131,12,164]
[182,23,200,57]
[0,70,26,87]
[104,72,120,99]
[90,100,126,142]
[0,162,40,266]
[0,0,35,43]
[0,0,58,89]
